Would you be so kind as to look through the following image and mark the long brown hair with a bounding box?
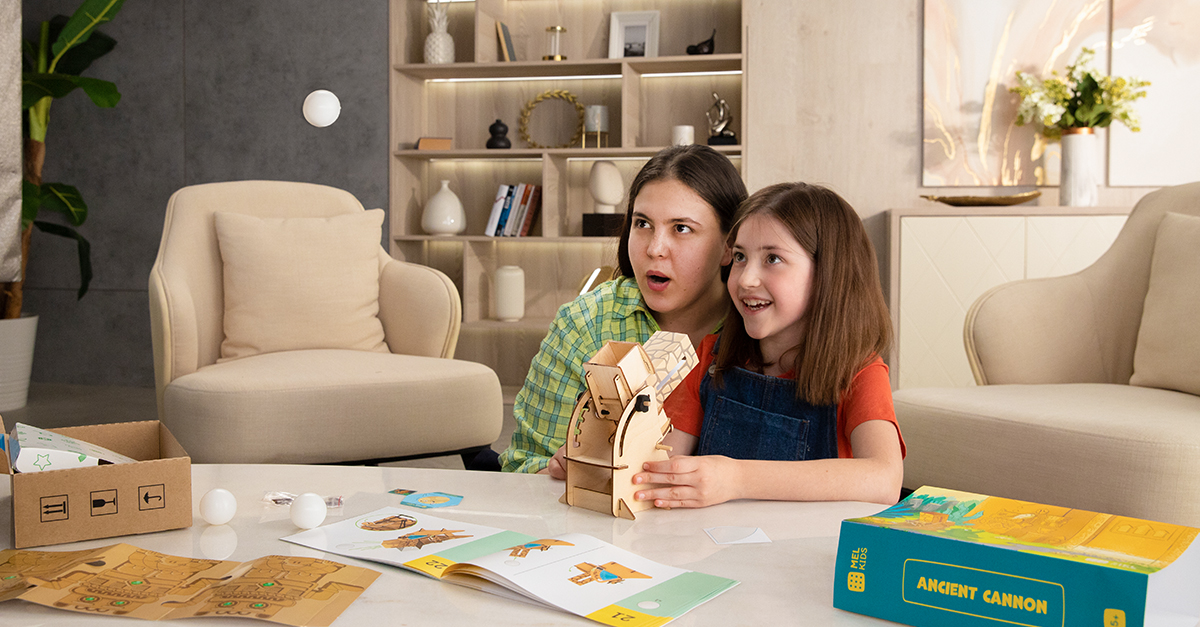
[713,182,892,406]
[616,145,746,279]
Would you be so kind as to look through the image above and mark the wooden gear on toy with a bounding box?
[561,332,698,520]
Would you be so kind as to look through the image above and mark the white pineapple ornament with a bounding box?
[424,1,454,64]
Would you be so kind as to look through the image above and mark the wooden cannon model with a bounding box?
[561,332,697,520]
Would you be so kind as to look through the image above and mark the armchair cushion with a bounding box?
[214,210,389,361]
[1131,212,1200,396]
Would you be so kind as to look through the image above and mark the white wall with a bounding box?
[743,0,1160,297]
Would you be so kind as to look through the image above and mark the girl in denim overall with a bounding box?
[633,182,906,507]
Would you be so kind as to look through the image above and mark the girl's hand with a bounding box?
[632,455,740,508]
[542,445,568,479]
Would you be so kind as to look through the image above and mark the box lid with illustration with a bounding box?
[1,417,192,549]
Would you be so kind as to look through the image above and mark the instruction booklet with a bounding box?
[283,506,737,626]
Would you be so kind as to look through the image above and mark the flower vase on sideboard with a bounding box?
[1060,127,1099,207]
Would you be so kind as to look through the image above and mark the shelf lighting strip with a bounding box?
[428,70,741,83]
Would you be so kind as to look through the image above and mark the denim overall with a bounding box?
[695,363,839,462]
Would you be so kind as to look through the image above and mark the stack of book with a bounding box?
[485,183,542,237]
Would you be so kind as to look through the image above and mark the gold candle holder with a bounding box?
[544,26,566,61]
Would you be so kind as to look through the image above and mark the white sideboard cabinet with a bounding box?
[888,207,1131,390]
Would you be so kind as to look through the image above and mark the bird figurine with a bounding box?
[687,30,715,55]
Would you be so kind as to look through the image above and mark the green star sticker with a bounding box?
[33,454,52,471]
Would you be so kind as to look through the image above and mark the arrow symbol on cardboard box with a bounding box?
[143,493,162,504]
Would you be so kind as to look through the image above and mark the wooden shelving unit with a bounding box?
[389,0,745,383]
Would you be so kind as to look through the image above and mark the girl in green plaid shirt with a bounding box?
[501,145,747,474]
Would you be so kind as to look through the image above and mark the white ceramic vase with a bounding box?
[588,161,624,214]
[422,180,465,235]
[494,265,525,322]
[0,315,38,411]
[1060,128,1099,207]
[424,2,454,64]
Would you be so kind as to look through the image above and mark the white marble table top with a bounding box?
[1,464,893,625]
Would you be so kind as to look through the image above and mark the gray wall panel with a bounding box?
[21,0,389,387]
[183,1,389,214]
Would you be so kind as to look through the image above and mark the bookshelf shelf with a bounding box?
[389,0,745,383]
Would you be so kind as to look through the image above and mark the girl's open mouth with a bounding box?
[646,272,670,291]
[741,298,771,312]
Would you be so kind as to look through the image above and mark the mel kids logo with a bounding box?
[847,547,867,592]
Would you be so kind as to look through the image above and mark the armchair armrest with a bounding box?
[149,263,200,418]
[378,255,461,358]
[965,273,1111,385]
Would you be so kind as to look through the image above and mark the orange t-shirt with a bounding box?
[664,334,905,459]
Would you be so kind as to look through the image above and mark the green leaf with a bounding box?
[49,14,117,76]
[22,39,36,72]
[22,73,120,109]
[51,0,126,61]
[22,72,77,108]
[32,221,93,300]
[21,180,43,228]
[39,183,88,226]
[72,76,120,107]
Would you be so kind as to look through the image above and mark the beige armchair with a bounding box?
[896,182,1200,525]
[149,180,502,464]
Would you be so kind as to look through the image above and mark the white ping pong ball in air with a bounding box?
[290,493,327,529]
[199,488,237,525]
[302,90,341,127]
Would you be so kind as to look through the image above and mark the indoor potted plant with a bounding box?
[1,0,124,410]
[1009,47,1149,206]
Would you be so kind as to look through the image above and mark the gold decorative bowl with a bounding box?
[920,190,1042,207]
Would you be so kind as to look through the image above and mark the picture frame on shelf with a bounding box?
[608,11,660,59]
[496,21,516,62]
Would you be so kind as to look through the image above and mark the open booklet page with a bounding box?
[283,507,737,626]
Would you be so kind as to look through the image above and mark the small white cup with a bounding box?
[671,125,695,146]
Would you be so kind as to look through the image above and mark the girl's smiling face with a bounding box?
[728,212,815,362]
[628,178,730,322]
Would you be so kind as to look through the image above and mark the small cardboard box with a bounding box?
[0,417,192,548]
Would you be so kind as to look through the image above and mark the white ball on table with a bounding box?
[290,492,327,529]
[199,488,237,526]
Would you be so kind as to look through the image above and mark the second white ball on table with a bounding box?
[290,492,328,529]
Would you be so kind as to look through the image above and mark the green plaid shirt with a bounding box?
[501,277,659,473]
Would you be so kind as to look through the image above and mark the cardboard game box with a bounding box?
[0,417,192,548]
[833,486,1200,627]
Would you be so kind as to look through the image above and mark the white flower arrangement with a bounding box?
[1010,48,1150,140]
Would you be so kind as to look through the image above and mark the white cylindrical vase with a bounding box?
[672,125,695,146]
[495,266,525,322]
[1060,128,1099,207]
[422,180,465,235]
[0,315,38,411]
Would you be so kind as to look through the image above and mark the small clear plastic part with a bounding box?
[544,26,566,61]
[263,491,344,510]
